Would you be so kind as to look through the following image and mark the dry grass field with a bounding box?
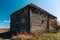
[11,30,60,40]
[0,31,60,40]
[0,28,9,33]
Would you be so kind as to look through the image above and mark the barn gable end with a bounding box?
[10,3,57,34]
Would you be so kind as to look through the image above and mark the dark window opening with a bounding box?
[41,20,44,24]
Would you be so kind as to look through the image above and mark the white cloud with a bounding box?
[3,20,10,23]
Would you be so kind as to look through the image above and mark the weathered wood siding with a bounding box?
[10,9,30,33]
[30,10,47,33]
[49,17,57,32]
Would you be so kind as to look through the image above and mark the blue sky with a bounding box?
[0,0,60,28]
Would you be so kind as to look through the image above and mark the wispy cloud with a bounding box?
[0,20,10,28]
[3,20,10,23]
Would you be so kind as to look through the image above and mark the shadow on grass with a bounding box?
[0,31,13,39]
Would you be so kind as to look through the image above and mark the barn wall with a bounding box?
[49,17,53,31]
[49,17,57,32]
[10,9,30,33]
[30,10,48,33]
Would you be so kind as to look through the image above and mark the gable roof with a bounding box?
[10,3,57,18]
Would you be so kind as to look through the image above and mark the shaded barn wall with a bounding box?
[30,9,48,33]
[49,17,57,32]
[10,9,30,33]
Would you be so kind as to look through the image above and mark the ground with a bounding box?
[0,30,60,40]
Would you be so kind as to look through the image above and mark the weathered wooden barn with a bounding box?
[10,3,57,34]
